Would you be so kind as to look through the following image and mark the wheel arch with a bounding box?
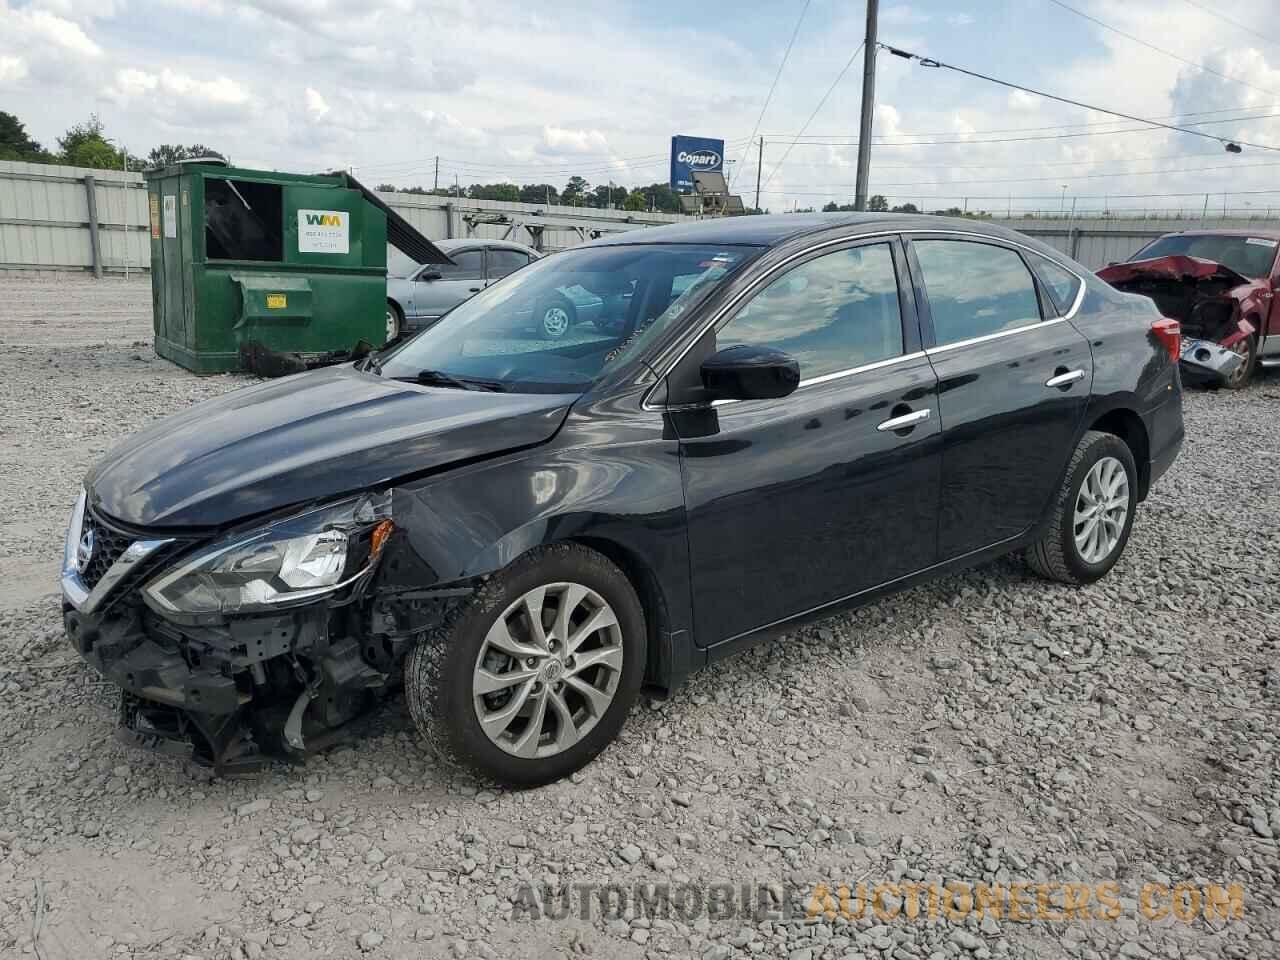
[1087,406,1150,500]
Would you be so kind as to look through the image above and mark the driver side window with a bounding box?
[428,249,483,281]
[718,243,905,380]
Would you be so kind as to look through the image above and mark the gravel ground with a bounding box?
[1,275,1278,960]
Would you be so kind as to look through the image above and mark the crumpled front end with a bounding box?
[1097,255,1258,385]
[60,490,463,775]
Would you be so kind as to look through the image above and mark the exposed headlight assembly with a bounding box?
[144,493,393,618]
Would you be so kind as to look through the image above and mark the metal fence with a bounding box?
[6,158,1279,277]
[985,214,1280,270]
[0,160,690,276]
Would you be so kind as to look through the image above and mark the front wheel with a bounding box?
[536,296,576,339]
[1222,333,1256,389]
[1026,430,1137,585]
[405,544,645,787]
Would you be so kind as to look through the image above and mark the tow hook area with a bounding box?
[1180,338,1245,384]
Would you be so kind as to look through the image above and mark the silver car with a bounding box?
[386,238,632,341]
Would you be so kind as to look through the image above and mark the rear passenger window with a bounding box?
[1030,254,1083,315]
[913,240,1042,346]
[718,243,904,380]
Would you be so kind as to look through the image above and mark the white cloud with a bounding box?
[0,54,27,85]
[1008,90,1040,112]
[112,67,158,97]
[881,5,931,26]
[945,13,974,27]
[23,9,102,57]
[305,87,330,120]
[541,125,610,155]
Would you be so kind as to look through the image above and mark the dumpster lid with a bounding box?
[339,172,453,266]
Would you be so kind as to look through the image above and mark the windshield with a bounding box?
[1131,234,1279,279]
[376,243,758,392]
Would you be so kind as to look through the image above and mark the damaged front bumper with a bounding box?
[60,500,462,776]
[1179,337,1245,385]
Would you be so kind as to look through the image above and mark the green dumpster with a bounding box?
[145,162,449,374]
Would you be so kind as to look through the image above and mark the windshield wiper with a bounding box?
[393,369,507,392]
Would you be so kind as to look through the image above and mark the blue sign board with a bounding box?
[670,135,725,193]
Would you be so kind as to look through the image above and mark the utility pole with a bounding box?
[853,0,879,211]
[755,137,763,212]
[434,156,439,191]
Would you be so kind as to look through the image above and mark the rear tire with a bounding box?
[1026,430,1137,585]
[385,301,404,344]
[404,543,645,787]
[1222,333,1256,389]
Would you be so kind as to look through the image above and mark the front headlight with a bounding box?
[144,493,393,618]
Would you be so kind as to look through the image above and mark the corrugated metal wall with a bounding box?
[0,161,690,276]
[7,159,1276,276]
[989,215,1280,270]
[0,161,148,275]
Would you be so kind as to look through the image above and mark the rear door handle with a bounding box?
[1045,369,1086,388]
[877,408,931,432]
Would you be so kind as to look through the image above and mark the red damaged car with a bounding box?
[1097,230,1280,388]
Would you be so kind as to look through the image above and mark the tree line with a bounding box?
[373,175,701,215]
[1,110,226,171]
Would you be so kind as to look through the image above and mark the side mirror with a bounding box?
[418,270,442,282]
[700,344,800,401]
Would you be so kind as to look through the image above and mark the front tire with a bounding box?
[405,543,645,787]
[1223,333,1256,389]
[1026,430,1137,585]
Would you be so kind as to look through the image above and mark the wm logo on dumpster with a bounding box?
[304,213,344,227]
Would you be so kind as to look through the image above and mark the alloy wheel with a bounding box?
[1073,456,1129,564]
[542,306,570,338]
[472,582,624,758]
[1225,337,1253,387]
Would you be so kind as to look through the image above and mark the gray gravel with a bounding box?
[1,275,1278,959]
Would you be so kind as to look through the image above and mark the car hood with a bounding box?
[86,365,575,528]
[1096,255,1250,288]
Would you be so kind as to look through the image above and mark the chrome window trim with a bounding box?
[641,228,1088,411]
[925,316,1068,356]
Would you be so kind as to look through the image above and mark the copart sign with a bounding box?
[670,135,725,192]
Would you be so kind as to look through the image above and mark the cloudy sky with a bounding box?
[3,0,1280,214]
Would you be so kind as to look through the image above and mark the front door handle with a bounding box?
[1045,369,1086,388]
[877,408,931,432]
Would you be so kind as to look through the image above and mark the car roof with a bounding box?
[587,212,1045,248]
[436,237,538,253]
[1154,228,1280,240]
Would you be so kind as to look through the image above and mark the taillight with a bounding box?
[1151,317,1180,361]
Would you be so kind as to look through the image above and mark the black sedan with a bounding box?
[61,214,1184,785]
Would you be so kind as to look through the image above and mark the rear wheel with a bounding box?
[1026,430,1137,585]
[1223,333,1256,389]
[385,301,404,344]
[404,543,645,786]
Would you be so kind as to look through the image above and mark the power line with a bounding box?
[764,102,1280,139]
[1176,0,1280,48]
[780,157,1280,190]
[760,111,1280,148]
[882,44,1280,152]
[731,0,811,188]
[1044,0,1277,98]
[757,186,1280,200]
[760,42,865,191]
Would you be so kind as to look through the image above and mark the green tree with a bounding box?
[890,202,920,214]
[562,175,589,205]
[467,182,520,202]
[0,111,51,162]
[57,115,124,169]
[520,183,559,204]
[146,143,227,168]
[623,190,647,212]
[868,194,888,212]
[636,182,682,214]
